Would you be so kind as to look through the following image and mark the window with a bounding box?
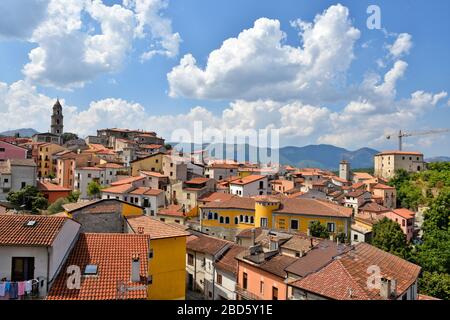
[219,217,224,224]
[214,212,218,220]
[245,215,249,223]
[160,218,165,222]
[259,181,264,189]
[240,215,244,222]
[0,148,5,152]
[260,218,268,228]
[11,257,34,281]
[217,274,222,285]
[187,193,191,200]
[290,219,299,230]
[327,222,336,233]
[21,182,26,189]
[354,234,358,241]
[88,174,92,178]
[188,254,194,266]
[272,287,278,300]
[260,281,264,294]
[234,217,239,224]
[250,216,254,224]
[4,178,8,183]
[243,272,248,290]
[225,217,230,224]
[402,219,405,227]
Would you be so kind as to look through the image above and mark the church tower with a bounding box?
[51,99,64,135]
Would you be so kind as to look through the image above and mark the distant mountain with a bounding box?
[0,128,38,137]
[426,156,450,163]
[170,142,379,170]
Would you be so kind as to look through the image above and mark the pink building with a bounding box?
[384,208,415,242]
[0,141,28,161]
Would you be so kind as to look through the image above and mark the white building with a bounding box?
[229,175,268,197]
[205,163,239,181]
[74,165,123,199]
[0,159,37,200]
[374,151,425,180]
[0,215,80,298]
[213,245,246,300]
[186,234,231,299]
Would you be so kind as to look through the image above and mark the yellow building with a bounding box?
[130,152,164,176]
[37,142,67,178]
[200,195,353,240]
[125,215,189,300]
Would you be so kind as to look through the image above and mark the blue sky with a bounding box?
[0,0,449,156]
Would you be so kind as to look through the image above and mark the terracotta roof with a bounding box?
[185,177,210,184]
[285,240,352,277]
[129,188,163,196]
[376,151,423,156]
[241,254,298,278]
[281,235,320,253]
[236,227,263,239]
[229,175,266,185]
[158,204,186,217]
[110,176,145,186]
[418,294,440,300]
[126,215,189,239]
[139,144,163,149]
[290,243,421,300]
[140,171,167,178]
[332,176,348,183]
[96,163,125,169]
[37,181,71,192]
[359,201,390,213]
[46,233,149,300]
[101,184,135,194]
[200,196,255,211]
[392,208,415,219]
[0,215,73,247]
[372,183,395,190]
[346,190,369,198]
[208,163,239,169]
[274,198,352,218]
[353,172,374,180]
[214,245,247,274]
[198,192,235,203]
[76,167,103,171]
[187,234,230,255]
[63,199,143,213]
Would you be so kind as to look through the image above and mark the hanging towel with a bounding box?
[25,280,32,294]
[9,282,18,299]
[0,283,5,296]
[5,282,10,292]
[18,282,25,296]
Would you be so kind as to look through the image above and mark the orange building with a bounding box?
[57,151,101,189]
[37,181,71,204]
[236,251,296,300]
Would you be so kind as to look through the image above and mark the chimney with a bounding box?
[380,277,396,299]
[137,227,144,234]
[131,254,140,282]
[251,228,256,246]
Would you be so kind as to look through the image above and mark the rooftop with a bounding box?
[229,175,266,185]
[126,215,189,239]
[187,234,231,255]
[46,233,149,300]
[0,215,74,247]
[274,198,353,218]
[200,196,255,211]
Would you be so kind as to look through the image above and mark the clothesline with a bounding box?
[0,279,40,285]
[0,279,40,299]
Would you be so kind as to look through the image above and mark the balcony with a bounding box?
[235,285,262,300]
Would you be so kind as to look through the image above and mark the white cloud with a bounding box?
[7,0,180,89]
[125,0,181,60]
[168,4,360,101]
[388,33,413,58]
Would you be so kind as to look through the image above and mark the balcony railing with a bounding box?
[235,285,262,300]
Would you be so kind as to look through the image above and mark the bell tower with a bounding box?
[51,99,64,135]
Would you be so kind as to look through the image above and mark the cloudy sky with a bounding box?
[0,0,449,156]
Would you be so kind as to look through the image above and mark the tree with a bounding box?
[371,217,410,258]
[61,132,79,144]
[419,272,450,300]
[87,181,101,198]
[164,143,173,150]
[309,221,329,238]
[67,191,80,203]
[7,185,49,214]
[47,197,70,214]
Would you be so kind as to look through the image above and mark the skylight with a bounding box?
[25,221,37,227]
[84,264,98,275]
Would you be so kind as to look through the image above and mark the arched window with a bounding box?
[225,217,230,224]
[250,216,254,224]
[234,217,239,225]
[240,215,244,222]
[214,212,218,220]
[245,216,249,223]
[208,212,213,220]
[219,217,224,224]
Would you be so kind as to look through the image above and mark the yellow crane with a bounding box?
[386,129,450,151]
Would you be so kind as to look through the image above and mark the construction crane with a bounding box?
[386,129,450,151]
